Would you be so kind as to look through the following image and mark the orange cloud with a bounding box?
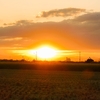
[1,11,100,52]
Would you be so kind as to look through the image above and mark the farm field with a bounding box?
[0,68,100,100]
[0,62,100,71]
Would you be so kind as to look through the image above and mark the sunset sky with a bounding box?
[0,0,100,61]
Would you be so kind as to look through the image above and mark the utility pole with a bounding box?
[36,51,37,61]
[79,51,81,62]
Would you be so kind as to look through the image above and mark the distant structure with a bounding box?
[85,57,94,63]
[66,57,71,62]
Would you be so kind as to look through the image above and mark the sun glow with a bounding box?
[37,46,57,59]
[28,45,57,60]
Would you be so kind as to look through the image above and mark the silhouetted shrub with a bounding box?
[85,57,94,63]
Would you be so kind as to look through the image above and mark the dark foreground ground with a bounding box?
[0,69,100,100]
[0,63,100,99]
[0,62,100,71]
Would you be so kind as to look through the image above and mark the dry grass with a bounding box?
[0,69,100,100]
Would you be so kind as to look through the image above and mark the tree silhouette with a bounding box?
[85,57,94,63]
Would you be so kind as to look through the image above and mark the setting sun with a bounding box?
[36,46,57,59]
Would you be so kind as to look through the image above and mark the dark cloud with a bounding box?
[36,8,86,18]
[74,12,100,22]
[1,12,100,50]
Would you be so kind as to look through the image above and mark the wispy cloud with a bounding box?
[0,37,23,41]
[36,8,86,18]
